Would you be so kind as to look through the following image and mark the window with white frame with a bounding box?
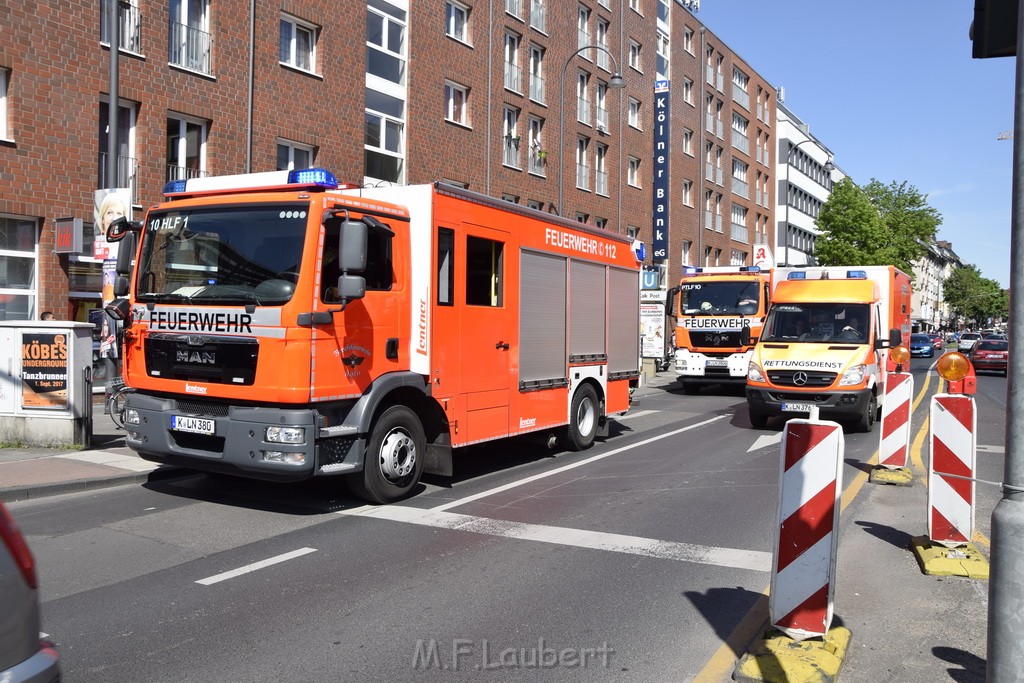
[0,216,38,320]
[100,100,139,202]
[629,0,641,13]
[683,128,693,155]
[657,0,669,23]
[656,30,669,80]
[594,143,608,195]
[528,116,546,174]
[503,106,521,167]
[169,0,211,74]
[444,81,468,125]
[276,139,314,170]
[575,212,589,224]
[628,156,640,187]
[681,239,691,265]
[629,40,642,71]
[733,67,749,93]
[626,226,639,239]
[445,0,469,43]
[529,44,545,103]
[576,71,590,125]
[628,98,641,129]
[280,14,317,73]
[683,27,693,54]
[527,199,543,210]
[367,0,407,86]
[731,249,746,266]
[577,6,590,52]
[504,32,521,92]
[683,77,693,105]
[365,88,406,183]
[101,0,142,53]
[505,0,521,19]
[732,159,748,183]
[0,69,8,140]
[595,81,608,131]
[595,20,610,71]
[576,136,590,189]
[682,180,692,206]
[595,217,607,229]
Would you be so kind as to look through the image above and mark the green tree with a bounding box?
[944,265,1006,328]
[815,178,941,273]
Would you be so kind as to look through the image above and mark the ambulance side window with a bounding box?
[437,228,455,306]
[466,235,504,307]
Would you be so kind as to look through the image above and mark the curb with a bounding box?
[0,465,187,503]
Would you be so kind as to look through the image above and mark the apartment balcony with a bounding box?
[577,97,591,125]
[503,137,521,168]
[530,73,545,103]
[576,162,590,190]
[732,178,749,199]
[504,62,521,92]
[731,222,749,243]
[733,88,750,111]
[100,0,142,53]
[166,164,208,182]
[595,169,608,196]
[530,0,546,32]
[169,20,213,74]
[97,153,139,205]
[732,133,750,156]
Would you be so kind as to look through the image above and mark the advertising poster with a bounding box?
[641,303,666,358]
[93,188,132,262]
[21,332,70,410]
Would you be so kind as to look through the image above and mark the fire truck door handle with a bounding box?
[496,341,510,350]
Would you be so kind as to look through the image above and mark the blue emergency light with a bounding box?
[787,272,807,279]
[846,270,868,279]
[163,167,340,196]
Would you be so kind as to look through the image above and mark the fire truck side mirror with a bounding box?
[106,216,142,242]
[665,286,678,317]
[739,326,758,347]
[115,232,136,276]
[339,219,368,272]
[337,274,366,302]
[888,328,902,348]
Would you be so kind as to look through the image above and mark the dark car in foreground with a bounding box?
[0,501,60,682]
[970,339,1009,376]
[909,333,935,358]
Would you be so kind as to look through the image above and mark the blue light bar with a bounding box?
[287,168,339,188]
[787,272,807,279]
[846,270,867,279]
[742,266,761,273]
[163,178,188,194]
[682,266,698,275]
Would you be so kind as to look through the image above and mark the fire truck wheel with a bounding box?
[351,405,426,504]
[566,384,599,451]
[854,393,877,433]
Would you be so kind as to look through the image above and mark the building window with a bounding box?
[166,115,207,182]
[683,27,693,55]
[504,32,521,92]
[629,0,641,13]
[595,82,608,132]
[528,116,546,176]
[576,136,590,190]
[683,128,693,155]
[530,0,547,32]
[444,81,469,125]
[503,106,521,168]
[527,199,543,211]
[529,44,545,103]
[656,30,669,80]
[577,6,590,51]
[280,14,317,73]
[365,88,406,183]
[0,216,39,321]
[681,240,691,265]
[628,156,640,187]
[0,69,8,141]
[100,0,142,53]
[683,77,693,105]
[595,143,608,196]
[626,226,639,239]
[595,217,607,229]
[628,98,641,129]
[731,249,746,266]
[446,0,470,43]
[575,212,589,224]
[629,40,642,71]
[576,71,590,125]
[99,100,138,203]
[169,0,212,74]
[505,0,522,19]
[276,140,314,170]
[595,20,610,71]
[367,0,407,86]
[682,180,692,206]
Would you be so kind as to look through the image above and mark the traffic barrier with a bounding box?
[770,418,845,641]
[878,372,912,468]
[927,394,977,547]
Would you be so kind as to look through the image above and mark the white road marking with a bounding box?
[747,432,783,453]
[58,451,160,472]
[195,547,317,586]
[977,444,1005,454]
[342,505,771,572]
[615,409,658,421]
[430,415,729,512]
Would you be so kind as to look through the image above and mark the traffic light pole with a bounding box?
[987,1,1024,678]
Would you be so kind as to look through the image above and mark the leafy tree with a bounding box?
[944,265,1006,328]
[815,178,941,273]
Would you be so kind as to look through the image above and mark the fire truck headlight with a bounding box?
[747,362,764,383]
[125,409,140,426]
[265,426,306,444]
[839,364,866,386]
[262,451,307,465]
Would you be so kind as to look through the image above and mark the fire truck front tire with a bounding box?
[349,405,426,504]
[566,384,600,451]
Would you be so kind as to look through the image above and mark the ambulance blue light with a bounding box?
[787,272,807,279]
[846,270,867,279]
[287,168,338,188]
[163,178,188,194]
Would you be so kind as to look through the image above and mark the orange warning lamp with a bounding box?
[937,352,977,395]
[890,345,910,369]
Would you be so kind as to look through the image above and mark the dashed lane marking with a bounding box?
[195,547,318,586]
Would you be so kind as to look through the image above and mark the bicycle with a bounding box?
[105,378,135,430]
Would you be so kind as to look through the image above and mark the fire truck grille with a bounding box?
[145,333,259,386]
[689,330,743,348]
[767,370,837,388]
[174,400,231,417]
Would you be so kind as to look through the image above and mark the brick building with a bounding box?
[0,0,774,348]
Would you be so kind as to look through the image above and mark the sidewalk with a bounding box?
[0,399,183,502]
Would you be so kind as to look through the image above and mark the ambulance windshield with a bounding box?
[761,304,871,343]
[680,280,761,316]
[135,204,308,305]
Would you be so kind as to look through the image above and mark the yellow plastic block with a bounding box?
[734,626,852,683]
[909,536,989,579]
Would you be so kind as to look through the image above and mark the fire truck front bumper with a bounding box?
[745,385,873,420]
[123,392,353,482]
[675,349,750,383]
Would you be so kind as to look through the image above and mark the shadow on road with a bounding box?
[933,645,986,683]
[683,586,768,661]
[854,519,914,551]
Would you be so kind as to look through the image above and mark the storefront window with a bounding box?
[0,216,38,320]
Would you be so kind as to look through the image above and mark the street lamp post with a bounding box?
[558,45,625,217]
[782,138,833,266]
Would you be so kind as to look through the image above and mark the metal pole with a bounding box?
[106,0,119,187]
[987,0,1024,677]
[697,27,705,265]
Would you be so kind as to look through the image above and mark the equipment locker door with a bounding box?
[459,224,511,442]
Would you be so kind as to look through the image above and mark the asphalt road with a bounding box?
[8,361,1007,682]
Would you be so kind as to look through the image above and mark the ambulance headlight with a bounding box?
[265,426,306,444]
[747,362,764,383]
[839,364,866,386]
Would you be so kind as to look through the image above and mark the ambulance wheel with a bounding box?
[349,405,425,504]
[749,411,769,429]
[855,394,877,433]
[566,384,599,451]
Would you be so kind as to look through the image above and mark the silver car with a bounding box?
[957,332,982,353]
[0,501,60,682]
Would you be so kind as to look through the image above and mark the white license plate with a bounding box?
[781,402,815,413]
[991,354,1006,359]
[705,359,729,367]
[171,415,215,435]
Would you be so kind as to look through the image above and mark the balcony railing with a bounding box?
[732,133,749,155]
[595,169,608,196]
[576,162,590,190]
[731,222,749,243]
[504,61,521,92]
[595,105,608,132]
[503,137,521,168]
[577,96,591,125]
[578,29,591,51]
[528,149,547,176]
[732,178,749,199]
[166,164,208,182]
[530,73,545,103]
[733,88,750,110]
[169,20,213,74]
[596,46,609,71]
[530,0,546,32]
[505,0,522,18]
[97,153,139,205]
[100,0,142,53]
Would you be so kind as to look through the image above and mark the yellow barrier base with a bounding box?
[910,536,989,579]
[734,625,852,683]
[869,466,913,486]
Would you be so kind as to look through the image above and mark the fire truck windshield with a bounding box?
[680,280,761,316]
[135,204,308,305]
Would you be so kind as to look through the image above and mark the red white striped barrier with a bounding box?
[928,394,977,547]
[770,418,845,641]
[878,372,913,469]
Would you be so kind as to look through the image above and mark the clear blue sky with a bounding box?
[695,0,1015,288]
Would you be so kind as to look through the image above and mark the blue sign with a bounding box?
[652,81,670,263]
[641,267,660,290]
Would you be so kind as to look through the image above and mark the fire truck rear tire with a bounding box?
[566,384,599,451]
[349,405,426,504]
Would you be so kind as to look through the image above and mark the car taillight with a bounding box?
[0,502,38,589]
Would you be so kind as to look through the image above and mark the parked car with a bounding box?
[926,332,944,350]
[0,501,60,682]
[957,332,982,353]
[909,333,935,358]
[970,339,1009,376]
